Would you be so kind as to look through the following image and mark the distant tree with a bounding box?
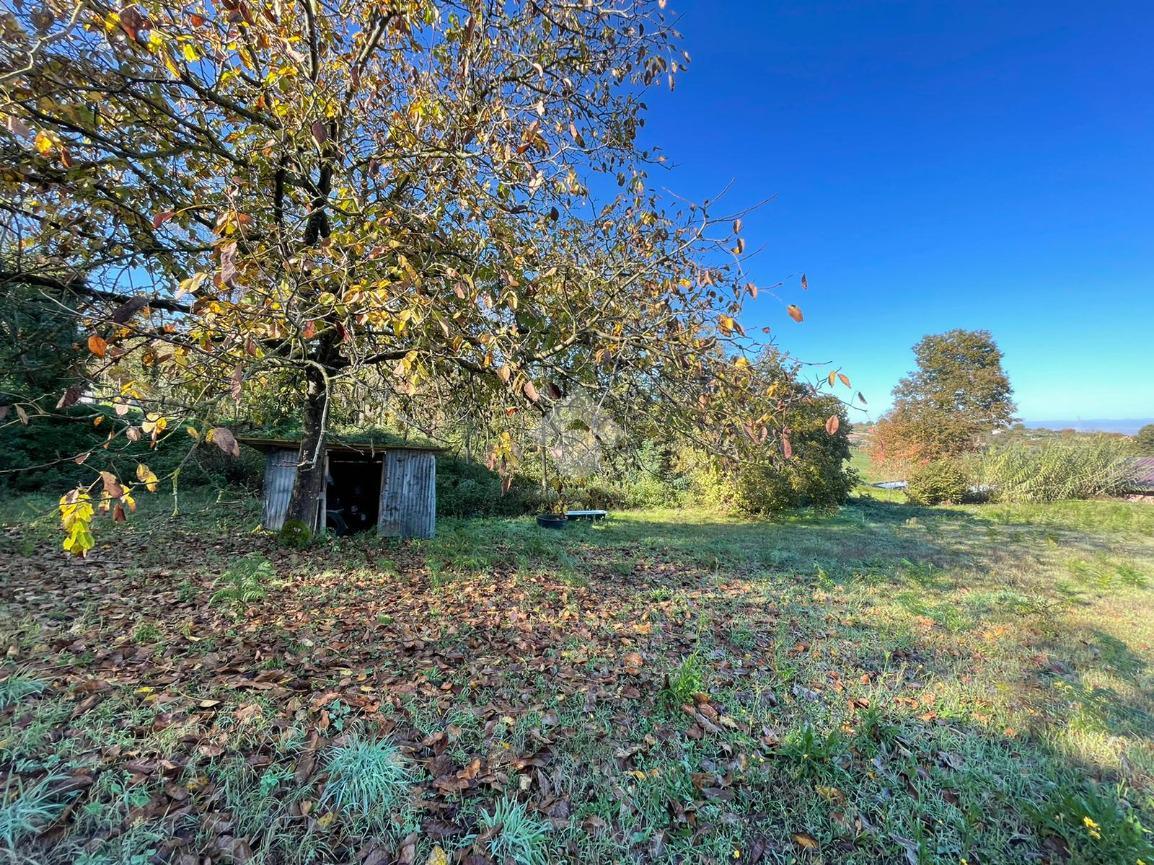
[870,329,1015,470]
[1137,424,1154,455]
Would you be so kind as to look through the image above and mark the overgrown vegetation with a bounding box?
[982,436,1137,502]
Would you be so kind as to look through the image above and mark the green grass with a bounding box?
[2,479,1154,863]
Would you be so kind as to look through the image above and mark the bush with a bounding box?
[278,519,313,549]
[906,459,970,505]
[435,456,547,517]
[1136,423,1154,455]
[982,437,1136,503]
[0,406,264,494]
[686,402,857,516]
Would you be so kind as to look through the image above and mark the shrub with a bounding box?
[906,459,970,505]
[321,735,413,833]
[1135,423,1154,455]
[211,554,273,609]
[478,797,549,865]
[686,404,857,516]
[982,437,1136,503]
[435,456,547,517]
[278,519,313,548]
[0,406,264,494]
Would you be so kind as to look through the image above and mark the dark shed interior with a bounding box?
[325,456,383,534]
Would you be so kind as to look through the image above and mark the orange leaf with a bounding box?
[825,415,840,435]
[209,426,240,457]
[786,305,803,323]
[838,372,851,387]
[152,211,175,229]
[87,334,107,358]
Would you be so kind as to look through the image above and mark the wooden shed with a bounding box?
[241,437,442,539]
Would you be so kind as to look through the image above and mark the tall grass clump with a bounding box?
[320,735,413,833]
[982,437,1136,503]
[477,797,549,865]
[1,773,70,849]
[0,669,47,709]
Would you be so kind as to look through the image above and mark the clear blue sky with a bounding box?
[638,0,1154,422]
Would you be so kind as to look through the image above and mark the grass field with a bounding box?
[2,468,1153,864]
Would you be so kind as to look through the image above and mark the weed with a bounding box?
[326,699,353,732]
[660,652,704,708]
[1035,782,1154,865]
[132,621,162,643]
[780,724,846,781]
[477,797,549,865]
[321,735,414,833]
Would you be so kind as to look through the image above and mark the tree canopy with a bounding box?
[1,0,831,552]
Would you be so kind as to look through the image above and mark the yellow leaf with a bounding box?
[181,44,200,62]
[425,845,449,865]
[792,832,819,850]
[136,464,159,493]
[315,812,336,829]
[34,130,55,156]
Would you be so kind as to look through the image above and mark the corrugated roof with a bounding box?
[1132,456,1154,491]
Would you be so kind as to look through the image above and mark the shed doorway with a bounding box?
[325,456,383,535]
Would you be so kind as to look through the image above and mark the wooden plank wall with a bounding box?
[378,449,436,539]
[262,448,298,531]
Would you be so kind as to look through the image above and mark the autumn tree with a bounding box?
[870,329,1015,470]
[1,0,819,551]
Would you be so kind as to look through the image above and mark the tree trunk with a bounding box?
[286,364,329,530]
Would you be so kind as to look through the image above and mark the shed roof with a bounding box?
[239,435,445,456]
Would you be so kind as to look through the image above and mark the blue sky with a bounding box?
[638,0,1154,422]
